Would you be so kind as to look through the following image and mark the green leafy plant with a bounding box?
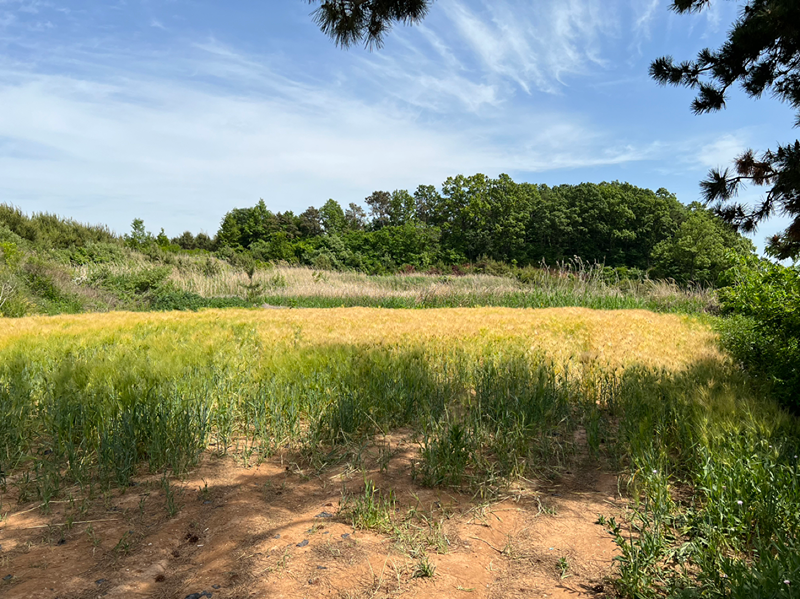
[717,255,800,410]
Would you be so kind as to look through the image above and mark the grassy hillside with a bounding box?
[0,204,716,317]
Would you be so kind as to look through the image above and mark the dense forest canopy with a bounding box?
[188,175,753,284]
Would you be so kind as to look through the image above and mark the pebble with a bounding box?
[315,512,334,519]
[3,575,12,581]
[341,533,350,539]
[273,534,281,539]
[184,592,213,599]
[296,539,309,548]
[95,579,106,585]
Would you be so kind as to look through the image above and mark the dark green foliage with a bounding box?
[214,178,753,281]
[0,204,116,250]
[171,230,215,251]
[651,0,800,259]
[523,182,686,268]
[649,203,754,286]
[717,257,800,410]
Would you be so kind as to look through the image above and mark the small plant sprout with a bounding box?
[558,556,570,579]
[198,479,211,502]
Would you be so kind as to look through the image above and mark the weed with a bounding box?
[342,480,395,534]
[412,555,436,579]
[85,525,100,549]
[162,474,179,518]
[197,479,211,502]
[113,530,133,555]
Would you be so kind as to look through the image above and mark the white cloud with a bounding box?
[697,133,747,170]
[3,1,708,236]
[0,38,652,235]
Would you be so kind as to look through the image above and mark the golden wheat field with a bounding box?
[0,306,719,371]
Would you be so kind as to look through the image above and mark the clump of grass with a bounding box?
[341,480,396,534]
[412,555,436,579]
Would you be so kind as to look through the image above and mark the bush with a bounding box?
[717,256,800,410]
[91,265,172,297]
[21,259,84,314]
[65,242,127,265]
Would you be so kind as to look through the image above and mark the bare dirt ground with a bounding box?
[0,436,623,599]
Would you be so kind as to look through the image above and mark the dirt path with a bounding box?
[0,439,622,599]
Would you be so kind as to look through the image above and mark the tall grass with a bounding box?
[0,308,796,596]
[78,258,717,313]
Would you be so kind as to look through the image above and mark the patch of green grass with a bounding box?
[341,479,396,534]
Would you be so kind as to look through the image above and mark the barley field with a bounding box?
[0,308,797,598]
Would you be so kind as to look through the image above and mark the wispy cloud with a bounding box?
[0,35,652,234]
[438,0,617,94]
[630,0,660,55]
[3,0,777,241]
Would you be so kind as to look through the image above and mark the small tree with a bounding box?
[320,199,347,234]
[345,203,367,230]
[125,218,154,250]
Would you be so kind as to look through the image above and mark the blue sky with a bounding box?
[0,0,794,253]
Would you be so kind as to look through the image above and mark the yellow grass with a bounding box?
[0,307,721,372]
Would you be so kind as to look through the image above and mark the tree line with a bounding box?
[168,175,753,286]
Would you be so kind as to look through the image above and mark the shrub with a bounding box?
[91,265,172,297]
[66,242,127,265]
[717,256,800,410]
